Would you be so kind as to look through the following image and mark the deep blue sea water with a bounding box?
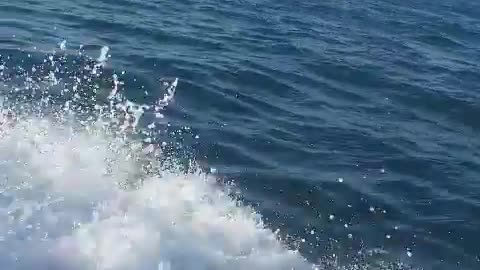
[0,0,480,269]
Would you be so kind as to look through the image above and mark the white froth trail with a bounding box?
[0,116,315,270]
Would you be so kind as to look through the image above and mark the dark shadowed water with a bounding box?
[1,0,480,269]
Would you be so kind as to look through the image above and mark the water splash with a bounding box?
[0,45,419,270]
[0,117,315,270]
[0,45,317,270]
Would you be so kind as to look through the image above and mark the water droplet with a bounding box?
[158,261,171,270]
[59,40,67,50]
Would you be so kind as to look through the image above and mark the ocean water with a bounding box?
[0,0,479,269]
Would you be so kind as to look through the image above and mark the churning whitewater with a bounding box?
[0,45,315,270]
[0,116,313,270]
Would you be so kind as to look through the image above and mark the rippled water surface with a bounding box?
[1,0,480,269]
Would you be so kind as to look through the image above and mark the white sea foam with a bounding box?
[0,116,315,270]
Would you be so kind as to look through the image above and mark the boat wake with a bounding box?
[0,42,420,270]
[0,116,313,270]
[0,44,315,270]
